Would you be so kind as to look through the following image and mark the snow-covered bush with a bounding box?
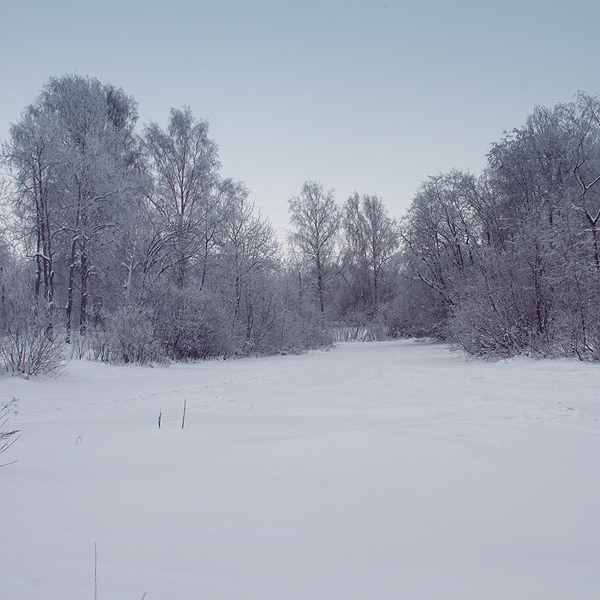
[0,318,65,376]
[152,285,235,360]
[105,305,167,365]
[83,326,111,362]
[330,318,391,343]
[272,306,333,353]
[0,276,66,377]
[448,295,530,358]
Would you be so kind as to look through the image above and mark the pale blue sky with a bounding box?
[2,0,600,238]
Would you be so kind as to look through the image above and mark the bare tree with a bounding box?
[405,94,600,358]
[563,93,600,270]
[143,106,220,288]
[288,181,340,314]
[400,170,482,306]
[3,104,59,313]
[342,193,398,317]
[218,180,280,339]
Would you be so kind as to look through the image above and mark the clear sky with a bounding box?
[2,0,600,239]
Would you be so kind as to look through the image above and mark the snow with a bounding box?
[1,339,600,599]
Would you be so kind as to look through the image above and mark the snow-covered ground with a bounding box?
[1,339,599,600]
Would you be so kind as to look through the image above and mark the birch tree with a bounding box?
[143,106,220,288]
[288,181,340,314]
[3,75,141,339]
[43,76,139,337]
[3,104,60,312]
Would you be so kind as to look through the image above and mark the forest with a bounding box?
[1,74,600,374]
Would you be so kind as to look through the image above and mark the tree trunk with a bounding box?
[79,242,89,336]
[65,235,77,343]
[65,206,81,343]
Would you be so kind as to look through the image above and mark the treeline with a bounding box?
[400,92,600,359]
[1,75,599,374]
[0,75,400,374]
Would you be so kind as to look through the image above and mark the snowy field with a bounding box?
[1,339,600,600]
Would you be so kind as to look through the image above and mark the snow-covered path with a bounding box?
[1,340,599,599]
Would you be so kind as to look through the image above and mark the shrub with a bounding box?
[0,263,66,376]
[152,284,235,360]
[105,305,167,365]
[0,310,66,377]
